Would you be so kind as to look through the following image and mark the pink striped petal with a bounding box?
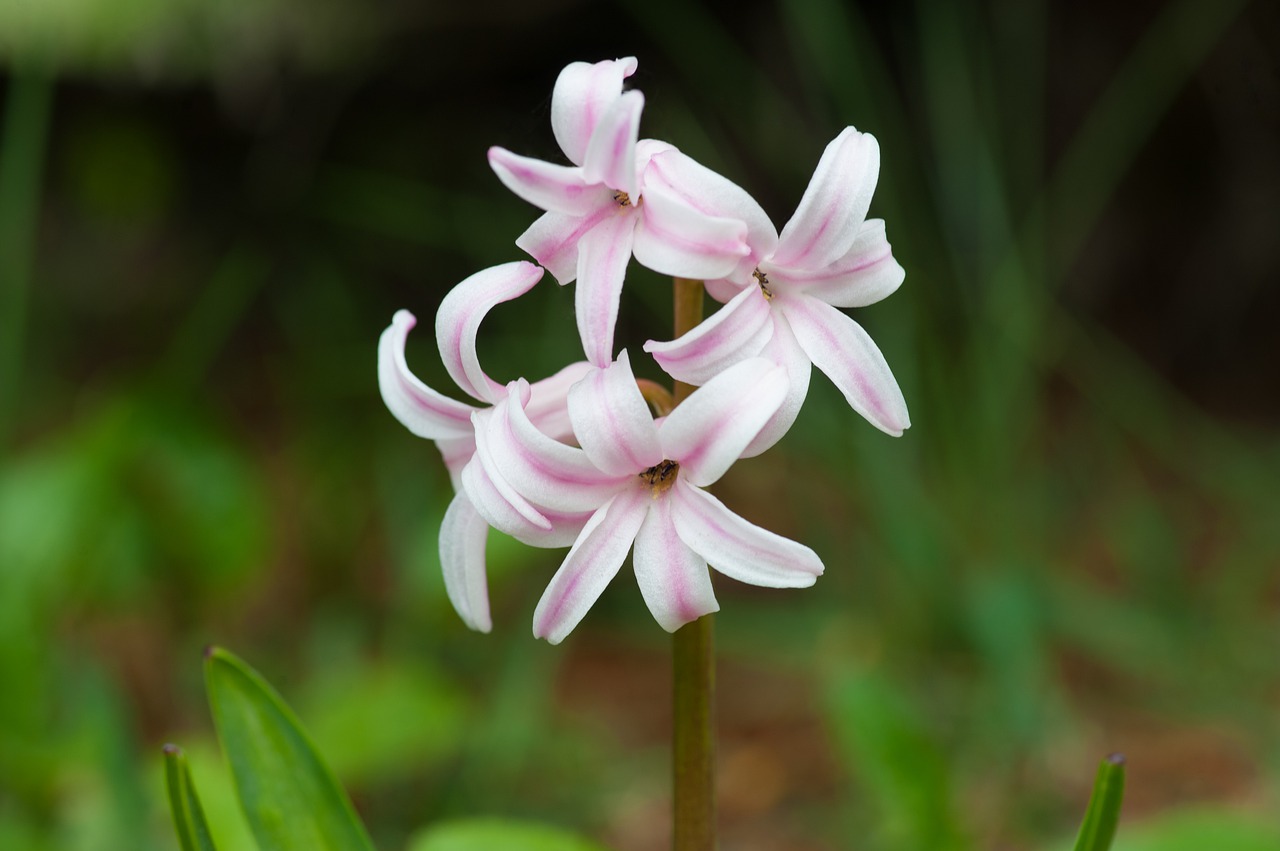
[657,358,787,487]
[526,361,596,442]
[778,293,910,436]
[460,455,589,547]
[740,313,812,458]
[436,262,543,405]
[533,485,650,644]
[552,57,638,167]
[575,209,638,367]
[671,481,823,588]
[378,310,476,440]
[632,181,750,280]
[643,284,774,386]
[633,495,718,632]
[482,382,626,513]
[439,490,492,633]
[778,219,904,308]
[643,148,778,269]
[468,408,552,531]
[771,127,880,272]
[437,436,475,490]
[488,148,612,216]
[583,90,644,198]
[567,351,663,477]
[516,206,613,285]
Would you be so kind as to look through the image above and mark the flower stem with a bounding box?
[671,277,715,850]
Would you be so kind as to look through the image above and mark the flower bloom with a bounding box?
[488,57,750,367]
[463,351,823,643]
[643,127,909,453]
[378,261,592,632]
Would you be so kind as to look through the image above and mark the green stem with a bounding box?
[671,276,715,850]
[0,66,54,444]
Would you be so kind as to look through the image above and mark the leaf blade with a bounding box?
[163,744,219,851]
[204,646,375,851]
[1073,753,1126,851]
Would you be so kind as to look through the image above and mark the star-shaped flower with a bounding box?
[463,351,823,643]
[643,127,909,454]
[488,57,750,367]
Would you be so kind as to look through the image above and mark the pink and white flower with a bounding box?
[378,261,592,632]
[488,57,750,367]
[643,127,910,453]
[463,351,824,643]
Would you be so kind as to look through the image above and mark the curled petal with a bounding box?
[460,453,590,547]
[484,383,627,513]
[526,361,596,442]
[632,181,750,280]
[468,408,552,532]
[436,262,544,405]
[437,436,475,490]
[567,351,663,477]
[516,207,613,285]
[740,313,812,458]
[778,293,910,436]
[643,149,778,272]
[771,128,880,272]
[533,486,650,644]
[583,90,644,199]
[672,481,823,588]
[378,310,475,440]
[634,495,718,632]
[782,219,905,308]
[487,148,611,217]
[439,490,492,633]
[658,358,787,487]
[552,57,638,167]
[644,285,774,386]
[576,209,638,367]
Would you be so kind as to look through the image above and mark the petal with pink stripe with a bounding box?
[439,490,492,633]
[778,219,904,308]
[567,351,663,477]
[582,90,644,199]
[378,310,475,440]
[575,210,638,367]
[487,148,609,216]
[644,284,774,386]
[633,494,718,632]
[552,57,638,167]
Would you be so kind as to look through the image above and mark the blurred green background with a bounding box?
[1,0,1277,849]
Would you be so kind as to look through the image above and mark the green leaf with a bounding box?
[203,647,376,851]
[1073,754,1126,851]
[163,744,219,851]
[407,819,608,851]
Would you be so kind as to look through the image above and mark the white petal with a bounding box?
[671,481,823,588]
[487,148,612,216]
[435,262,543,405]
[516,208,611,286]
[525,361,596,442]
[643,148,778,271]
[437,436,475,490]
[643,284,774,386]
[657,358,787,487]
[439,490,492,633]
[483,383,627,513]
[552,57,638,167]
[378,310,476,440]
[780,219,904,308]
[771,128,880,272]
[460,453,589,548]
[567,352,663,477]
[575,209,638,367]
[467,408,552,532]
[778,293,910,436]
[583,90,644,198]
[740,313,812,458]
[633,494,718,632]
[533,486,649,644]
[632,181,750,280]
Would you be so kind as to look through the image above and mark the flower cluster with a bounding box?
[379,57,907,644]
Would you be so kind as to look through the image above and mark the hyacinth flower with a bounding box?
[487,57,750,367]
[643,127,910,453]
[461,351,824,644]
[378,261,592,632]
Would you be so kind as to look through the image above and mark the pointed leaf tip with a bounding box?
[205,647,376,851]
[1072,753,1126,851]
[164,741,219,851]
